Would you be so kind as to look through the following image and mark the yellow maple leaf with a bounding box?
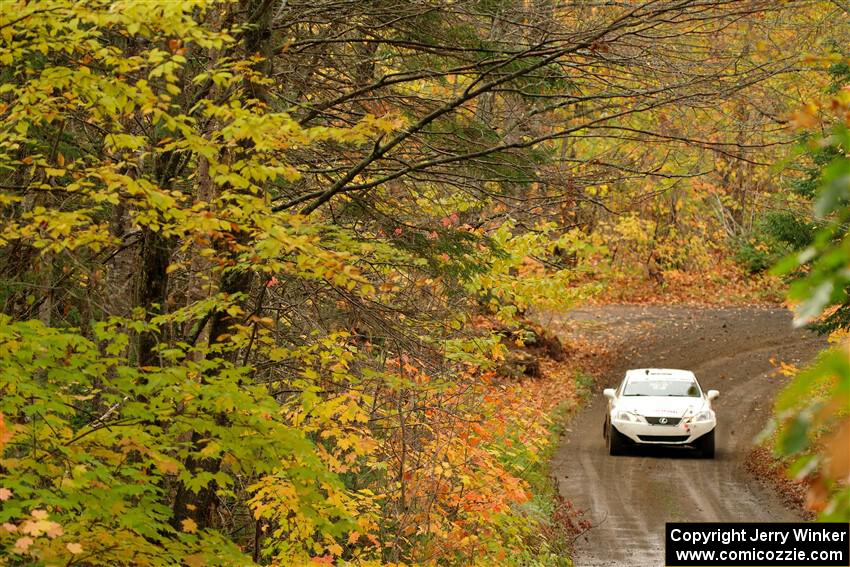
[181,518,198,533]
[66,542,83,554]
[154,458,179,474]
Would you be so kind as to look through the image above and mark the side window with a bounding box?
[692,376,705,397]
[617,377,627,396]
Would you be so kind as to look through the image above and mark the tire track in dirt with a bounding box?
[544,306,824,567]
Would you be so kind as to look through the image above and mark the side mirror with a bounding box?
[706,390,720,401]
[603,388,616,400]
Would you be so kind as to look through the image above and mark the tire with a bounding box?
[607,424,627,456]
[696,429,715,459]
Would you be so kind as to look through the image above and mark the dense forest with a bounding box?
[0,1,847,565]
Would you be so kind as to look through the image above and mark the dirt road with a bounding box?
[546,305,825,567]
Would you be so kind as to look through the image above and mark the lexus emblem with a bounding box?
[659,417,668,424]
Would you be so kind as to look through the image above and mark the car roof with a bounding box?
[625,368,696,381]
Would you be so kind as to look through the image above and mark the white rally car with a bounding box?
[603,368,719,458]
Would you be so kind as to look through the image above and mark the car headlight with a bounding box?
[615,411,644,422]
[690,410,713,422]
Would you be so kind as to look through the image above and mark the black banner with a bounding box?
[666,523,850,566]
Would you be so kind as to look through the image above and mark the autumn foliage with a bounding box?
[0,2,595,564]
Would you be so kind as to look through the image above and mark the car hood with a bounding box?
[614,396,708,416]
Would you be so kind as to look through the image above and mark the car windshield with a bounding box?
[622,378,701,397]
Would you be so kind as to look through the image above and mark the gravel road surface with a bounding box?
[545,305,824,567]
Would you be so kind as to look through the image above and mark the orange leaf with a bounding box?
[0,413,12,451]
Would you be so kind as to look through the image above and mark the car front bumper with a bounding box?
[612,418,715,444]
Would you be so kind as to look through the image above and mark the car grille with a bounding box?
[637,435,690,443]
[645,416,682,425]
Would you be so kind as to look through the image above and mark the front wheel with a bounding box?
[696,429,715,459]
[607,424,627,456]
